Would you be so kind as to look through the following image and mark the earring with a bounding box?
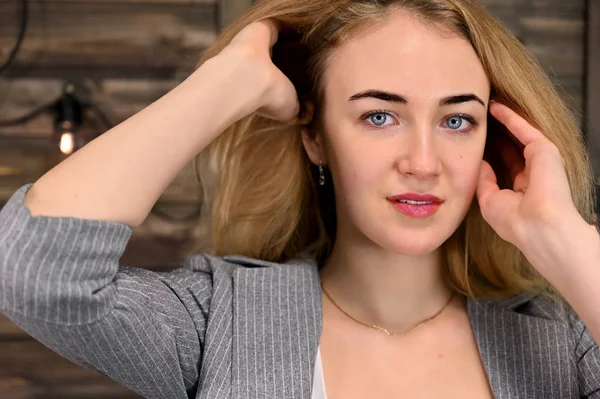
[318,161,326,186]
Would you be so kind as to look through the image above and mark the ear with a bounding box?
[301,127,326,166]
[298,100,327,165]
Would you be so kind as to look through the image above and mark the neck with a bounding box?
[320,237,453,333]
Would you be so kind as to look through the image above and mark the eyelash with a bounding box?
[361,110,479,134]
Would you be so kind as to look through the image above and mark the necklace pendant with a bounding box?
[375,326,392,336]
[321,282,455,339]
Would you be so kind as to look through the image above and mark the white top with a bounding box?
[312,346,329,399]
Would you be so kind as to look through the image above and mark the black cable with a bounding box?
[150,205,201,223]
[0,0,28,75]
[86,102,114,131]
[215,0,223,33]
[0,102,53,127]
[0,92,114,131]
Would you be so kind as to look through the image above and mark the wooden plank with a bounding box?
[0,78,182,137]
[0,340,141,398]
[0,144,200,201]
[120,236,192,269]
[520,17,585,39]
[47,0,215,3]
[481,0,585,14]
[0,1,216,78]
[527,43,584,76]
[587,0,600,179]
[4,54,186,80]
[480,0,587,119]
[0,315,28,339]
[0,2,216,43]
[219,0,252,30]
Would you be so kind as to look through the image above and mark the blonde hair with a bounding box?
[190,0,595,300]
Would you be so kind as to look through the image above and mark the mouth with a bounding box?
[392,199,437,205]
[387,194,443,218]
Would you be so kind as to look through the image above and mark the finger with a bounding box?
[523,138,565,171]
[513,170,529,193]
[476,161,522,230]
[495,132,525,183]
[233,19,280,49]
[476,160,500,207]
[490,102,545,147]
[259,18,281,48]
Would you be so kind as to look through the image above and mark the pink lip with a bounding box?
[387,193,443,219]
[388,193,442,203]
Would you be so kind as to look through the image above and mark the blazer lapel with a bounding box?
[228,255,323,399]
[467,295,578,398]
[226,254,578,399]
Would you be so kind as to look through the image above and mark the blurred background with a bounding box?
[0,0,598,397]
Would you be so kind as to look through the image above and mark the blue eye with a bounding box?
[442,114,477,133]
[363,111,396,127]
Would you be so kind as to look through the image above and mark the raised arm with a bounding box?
[0,20,299,399]
[23,20,299,227]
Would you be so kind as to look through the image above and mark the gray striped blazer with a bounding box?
[1,184,600,399]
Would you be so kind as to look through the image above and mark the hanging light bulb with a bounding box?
[53,83,83,155]
[58,121,76,155]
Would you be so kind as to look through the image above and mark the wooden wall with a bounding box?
[587,0,600,179]
[0,1,218,397]
[0,0,594,397]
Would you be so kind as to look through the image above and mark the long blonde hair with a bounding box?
[190,0,594,300]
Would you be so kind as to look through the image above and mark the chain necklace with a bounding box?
[321,282,455,337]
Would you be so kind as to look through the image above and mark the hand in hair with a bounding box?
[21,19,300,226]
[476,101,597,289]
[222,19,300,122]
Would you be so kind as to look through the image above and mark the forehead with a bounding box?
[322,11,490,101]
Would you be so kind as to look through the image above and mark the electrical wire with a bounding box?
[0,93,113,133]
[0,0,28,75]
[86,102,114,131]
[150,205,201,223]
[0,102,52,127]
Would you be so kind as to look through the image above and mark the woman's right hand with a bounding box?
[21,22,301,227]
[218,19,300,122]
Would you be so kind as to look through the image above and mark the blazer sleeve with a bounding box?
[0,184,210,399]
[572,310,600,397]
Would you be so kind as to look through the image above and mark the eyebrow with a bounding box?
[348,90,486,107]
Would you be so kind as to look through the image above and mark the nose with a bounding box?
[397,127,442,179]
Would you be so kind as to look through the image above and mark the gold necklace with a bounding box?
[321,282,455,337]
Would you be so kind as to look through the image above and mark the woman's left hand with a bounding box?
[476,102,595,284]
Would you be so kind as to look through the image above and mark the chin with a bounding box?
[385,240,443,256]
[373,228,452,256]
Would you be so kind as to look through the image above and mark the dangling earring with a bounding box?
[318,161,326,186]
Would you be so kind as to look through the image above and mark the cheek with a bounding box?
[329,140,391,192]
[448,151,484,194]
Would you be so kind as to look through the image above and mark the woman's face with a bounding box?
[303,11,491,256]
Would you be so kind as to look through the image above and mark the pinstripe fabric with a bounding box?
[1,183,599,399]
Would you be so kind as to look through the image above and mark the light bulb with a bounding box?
[59,131,75,155]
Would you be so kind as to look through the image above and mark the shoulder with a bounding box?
[179,252,318,275]
[155,253,319,293]
[469,292,570,320]
[468,292,587,349]
[469,291,578,327]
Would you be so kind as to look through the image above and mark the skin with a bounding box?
[300,9,600,397]
[302,11,490,332]
[24,11,600,398]
[300,11,499,397]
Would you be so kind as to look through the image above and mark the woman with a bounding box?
[1,0,599,398]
